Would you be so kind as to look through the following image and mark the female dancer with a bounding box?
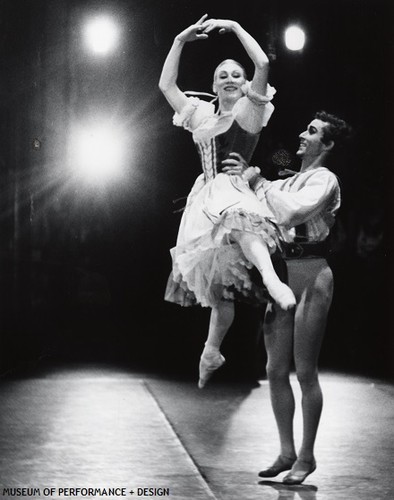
[159,15,295,388]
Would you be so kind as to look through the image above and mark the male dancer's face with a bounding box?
[296,119,328,159]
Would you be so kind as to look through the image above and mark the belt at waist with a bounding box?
[281,241,328,259]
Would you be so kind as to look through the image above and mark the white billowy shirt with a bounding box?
[253,166,341,243]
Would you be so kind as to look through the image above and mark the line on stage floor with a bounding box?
[143,380,219,500]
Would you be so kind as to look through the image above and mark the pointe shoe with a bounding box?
[198,352,225,389]
[258,455,297,478]
[282,458,316,485]
[266,282,296,310]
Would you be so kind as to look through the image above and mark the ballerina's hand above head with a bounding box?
[200,19,238,35]
[176,14,210,43]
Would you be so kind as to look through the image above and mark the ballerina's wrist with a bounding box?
[174,35,187,45]
[230,21,241,34]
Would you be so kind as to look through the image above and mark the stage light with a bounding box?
[285,26,305,51]
[85,17,119,54]
[71,125,125,183]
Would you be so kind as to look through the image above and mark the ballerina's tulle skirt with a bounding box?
[165,174,279,308]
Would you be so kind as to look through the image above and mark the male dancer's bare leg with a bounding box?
[282,264,333,484]
[258,303,298,477]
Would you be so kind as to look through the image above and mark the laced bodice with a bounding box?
[193,119,260,182]
[172,84,276,183]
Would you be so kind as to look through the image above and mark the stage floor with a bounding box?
[0,366,392,500]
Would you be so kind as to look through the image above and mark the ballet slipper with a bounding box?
[258,455,297,478]
[198,351,225,389]
[282,458,317,485]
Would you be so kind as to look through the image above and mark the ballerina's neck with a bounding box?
[218,102,235,114]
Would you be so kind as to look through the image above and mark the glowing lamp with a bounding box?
[85,17,119,54]
[285,26,306,51]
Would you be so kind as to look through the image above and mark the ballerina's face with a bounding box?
[213,61,246,105]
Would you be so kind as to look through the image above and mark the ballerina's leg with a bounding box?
[231,230,296,310]
[198,301,234,388]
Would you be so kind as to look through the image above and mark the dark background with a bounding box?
[0,0,392,380]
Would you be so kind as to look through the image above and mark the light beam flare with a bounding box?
[71,125,125,183]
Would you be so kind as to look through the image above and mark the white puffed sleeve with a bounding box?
[173,97,200,130]
[241,82,276,106]
[173,98,215,132]
[235,82,277,132]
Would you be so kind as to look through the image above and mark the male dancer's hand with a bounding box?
[222,152,261,183]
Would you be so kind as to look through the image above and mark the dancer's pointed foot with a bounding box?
[258,455,297,478]
[266,281,296,310]
[198,351,225,389]
[282,458,317,485]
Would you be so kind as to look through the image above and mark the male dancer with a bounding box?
[223,111,352,484]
